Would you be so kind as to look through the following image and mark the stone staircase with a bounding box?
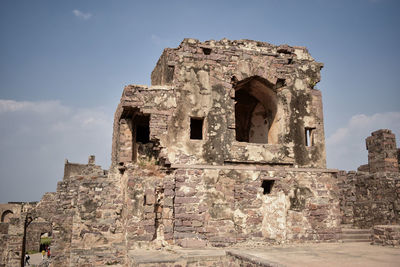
[341,224,372,243]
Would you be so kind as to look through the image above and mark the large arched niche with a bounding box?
[234,76,279,144]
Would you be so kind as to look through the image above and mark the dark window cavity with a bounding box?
[135,115,150,144]
[262,180,275,194]
[202,47,212,55]
[190,117,204,140]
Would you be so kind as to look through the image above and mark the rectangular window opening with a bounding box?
[305,127,316,147]
[262,180,275,194]
[166,65,175,84]
[190,117,204,140]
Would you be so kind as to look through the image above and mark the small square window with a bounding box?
[190,118,204,140]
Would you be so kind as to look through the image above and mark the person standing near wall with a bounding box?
[24,253,30,265]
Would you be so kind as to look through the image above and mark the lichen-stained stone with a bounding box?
[12,39,400,266]
[113,38,327,169]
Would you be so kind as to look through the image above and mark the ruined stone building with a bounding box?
[1,39,399,266]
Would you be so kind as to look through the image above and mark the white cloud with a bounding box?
[0,99,113,202]
[72,9,92,20]
[0,99,70,114]
[326,112,400,171]
[151,34,175,47]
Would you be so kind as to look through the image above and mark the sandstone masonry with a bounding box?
[1,39,399,267]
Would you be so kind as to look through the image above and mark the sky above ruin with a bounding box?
[1,0,400,202]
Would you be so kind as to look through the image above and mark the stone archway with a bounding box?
[1,210,13,223]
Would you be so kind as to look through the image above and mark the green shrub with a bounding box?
[40,237,52,246]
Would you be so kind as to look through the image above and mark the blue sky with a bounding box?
[1,0,399,202]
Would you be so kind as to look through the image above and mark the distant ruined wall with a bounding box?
[0,217,24,267]
[339,171,400,228]
[339,129,400,229]
[0,203,37,267]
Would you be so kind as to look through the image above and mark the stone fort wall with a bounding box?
[338,129,400,230]
[1,39,399,266]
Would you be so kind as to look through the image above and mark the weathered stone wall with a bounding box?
[25,221,52,252]
[0,217,24,267]
[338,130,400,229]
[0,202,40,267]
[43,159,340,265]
[123,163,175,249]
[3,39,349,266]
[373,225,400,247]
[48,161,126,266]
[171,166,340,247]
[337,171,355,224]
[353,172,400,228]
[339,171,400,228]
[118,164,340,249]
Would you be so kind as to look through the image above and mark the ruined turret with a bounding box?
[112,38,326,169]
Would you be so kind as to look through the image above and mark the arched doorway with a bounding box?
[1,210,13,223]
[234,76,278,144]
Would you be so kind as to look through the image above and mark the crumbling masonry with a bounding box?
[1,39,399,267]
